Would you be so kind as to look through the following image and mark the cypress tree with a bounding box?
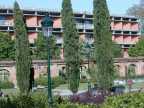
[14,1,31,94]
[61,0,80,93]
[93,0,114,90]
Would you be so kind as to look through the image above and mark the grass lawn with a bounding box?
[1,83,89,95]
[2,81,144,95]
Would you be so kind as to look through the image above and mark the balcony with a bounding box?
[84,24,94,29]
[0,20,13,26]
[76,23,84,29]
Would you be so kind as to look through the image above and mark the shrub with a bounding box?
[52,77,66,88]
[0,80,14,89]
[36,76,66,88]
[11,94,35,108]
[35,75,47,86]
[0,97,16,108]
[59,103,98,108]
[31,92,48,108]
[102,93,144,108]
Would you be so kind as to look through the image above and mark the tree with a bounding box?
[93,0,115,90]
[128,38,144,57]
[14,1,31,94]
[80,41,122,60]
[0,32,15,60]
[127,0,144,17]
[112,42,122,58]
[62,0,80,93]
[34,32,60,59]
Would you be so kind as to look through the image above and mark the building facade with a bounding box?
[1,58,144,86]
[0,8,141,58]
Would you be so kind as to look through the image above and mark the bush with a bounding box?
[6,93,47,108]
[11,94,35,108]
[102,93,144,108]
[52,77,66,88]
[0,97,15,108]
[0,92,98,108]
[59,103,98,108]
[35,75,47,86]
[36,76,66,89]
[31,92,48,108]
[0,80,14,89]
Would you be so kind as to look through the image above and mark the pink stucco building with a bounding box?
[1,58,144,86]
[0,8,141,58]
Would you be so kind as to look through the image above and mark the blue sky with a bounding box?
[0,0,140,15]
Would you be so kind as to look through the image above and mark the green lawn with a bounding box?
[2,81,144,95]
[1,83,88,95]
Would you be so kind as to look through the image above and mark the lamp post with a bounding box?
[41,14,53,107]
[85,42,92,92]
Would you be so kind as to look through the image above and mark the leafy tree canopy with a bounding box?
[0,32,15,60]
[127,0,144,17]
[34,32,60,60]
[128,37,144,57]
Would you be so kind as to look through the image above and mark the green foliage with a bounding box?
[127,65,136,79]
[87,65,98,83]
[12,94,34,108]
[93,0,115,90]
[31,92,48,108]
[34,32,60,59]
[35,75,47,86]
[36,76,66,89]
[62,0,80,93]
[0,92,98,108]
[80,41,94,60]
[0,80,14,89]
[112,42,122,58]
[128,38,144,57]
[0,32,15,60]
[102,93,144,108]
[14,1,32,94]
[52,77,66,88]
[59,103,98,108]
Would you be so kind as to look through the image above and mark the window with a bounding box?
[0,69,9,81]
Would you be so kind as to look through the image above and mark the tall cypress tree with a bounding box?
[62,0,80,93]
[14,2,31,94]
[93,0,114,90]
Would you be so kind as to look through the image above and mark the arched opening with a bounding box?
[127,64,136,79]
[0,69,10,81]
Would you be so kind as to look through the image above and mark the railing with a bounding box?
[84,24,94,29]
[76,23,84,29]
[0,20,13,26]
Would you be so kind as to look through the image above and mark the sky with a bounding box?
[0,0,140,15]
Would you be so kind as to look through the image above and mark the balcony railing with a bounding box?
[84,24,94,29]
[0,20,13,26]
[76,23,84,29]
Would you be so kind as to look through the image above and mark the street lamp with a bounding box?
[85,42,92,92]
[41,14,53,107]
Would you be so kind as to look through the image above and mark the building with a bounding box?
[0,8,141,58]
[1,58,144,86]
